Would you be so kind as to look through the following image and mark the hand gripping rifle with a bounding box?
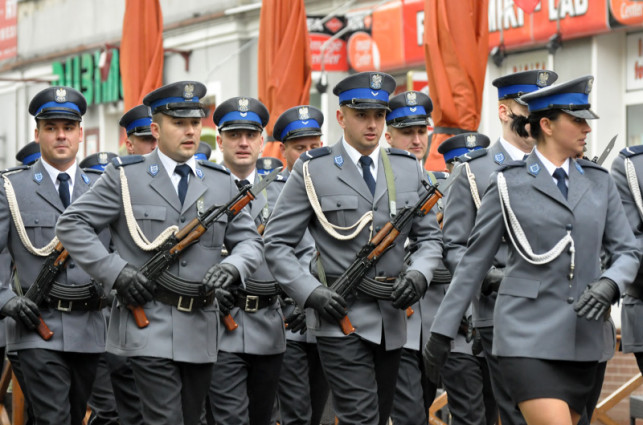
[129,167,283,330]
[330,171,458,335]
[24,241,68,340]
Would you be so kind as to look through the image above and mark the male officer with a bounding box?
[437,133,498,425]
[384,90,440,424]
[271,105,329,425]
[120,104,157,155]
[57,81,263,425]
[264,72,443,425]
[207,96,286,425]
[430,70,558,425]
[0,86,107,425]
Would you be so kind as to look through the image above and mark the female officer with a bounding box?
[423,75,640,425]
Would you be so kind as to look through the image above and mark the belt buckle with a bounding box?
[244,295,259,313]
[57,299,73,312]
[177,296,194,312]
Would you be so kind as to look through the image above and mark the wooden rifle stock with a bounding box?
[32,241,69,340]
[128,305,149,328]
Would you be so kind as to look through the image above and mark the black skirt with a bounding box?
[497,356,598,414]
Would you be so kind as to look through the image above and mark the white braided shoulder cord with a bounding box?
[625,158,643,221]
[302,160,373,240]
[497,172,576,277]
[3,174,59,256]
[119,167,178,251]
[464,162,481,210]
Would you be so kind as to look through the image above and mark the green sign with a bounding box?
[51,48,123,105]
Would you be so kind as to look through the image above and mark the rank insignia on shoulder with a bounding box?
[459,149,487,163]
[620,145,643,158]
[148,164,159,177]
[275,174,287,182]
[81,173,90,185]
[300,146,332,161]
[494,152,505,165]
[0,165,29,175]
[386,147,415,159]
[198,160,230,174]
[432,171,449,180]
[576,158,606,173]
[112,155,144,168]
[334,155,344,168]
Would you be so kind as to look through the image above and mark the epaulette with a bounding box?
[198,160,230,175]
[82,168,104,175]
[619,145,643,158]
[112,155,143,168]
[0,165,29,175]
[575,158,607,173]
[455,148,487,163]
[300,146,332,161]
[385,147,417,160]
[498,160,525,171]
[432,171,449,180]
[275,173,288,182]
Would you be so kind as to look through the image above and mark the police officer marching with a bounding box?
[0,86,109,425]
[264,71,443,425]
[424,75,640,425]
[56,81,264,425]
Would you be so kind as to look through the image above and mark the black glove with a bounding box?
[574,278,619,321]
[481,266,504,296]
[422,332,452,385]
[471,329,483,356]
[304,286,347,322]
[1,296,41,330]
[113,264,155,306]
[285,306,307,335]
[391,270,427,309]
[215,287,235,316]
[203,263,240,291]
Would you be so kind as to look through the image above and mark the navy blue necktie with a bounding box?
[175,164,191,205]
[57,173,71,208]
[552,168,568,199]
[359,156,376,196]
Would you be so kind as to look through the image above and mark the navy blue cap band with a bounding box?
[126,117,152,133]
[387,106,427,121]
[338,88,389,104]
[219,111,263,127]
[280,119,320,140]
[88,163,108,171]
[526,92,589,112]
[150,96,200,111]
[194,153,208,161]
[22,152,41,165]
[36,101,81,116]
[498,84,540,99]
[443,146,482,162]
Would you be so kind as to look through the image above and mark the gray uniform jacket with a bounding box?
[219,171,315,354]
[0,161,107,353]
[432,154,639,361]
[56,150,263,363]
[611,146,643,353]
[263,142,443,350]
[442,140,510,328]
[0,249,11,348]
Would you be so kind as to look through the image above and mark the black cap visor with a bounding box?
[220,121,263,132]
[561,108,599,120]
[154,102,207,118]
[341,98,390,111]
[128,126,153,137]
[282,128,323,142]
[36,108,82,122]
[387,116,429,129]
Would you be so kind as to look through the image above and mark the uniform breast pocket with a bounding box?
[497,276,541,299]
[320,194,359,227]
[132,205,167,240]
[395,191,420,232]
[21,212,57,247]
[199,215,227,249]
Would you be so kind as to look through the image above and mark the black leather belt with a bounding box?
[245,279,282,296]
[324,275,397,300]
[626,282,643,300]
[233,291,278,313]
[154,272,214,312]
[44,281,107,312]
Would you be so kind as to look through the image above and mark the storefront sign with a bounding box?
[626,32,643,91]
[51,48,122,106]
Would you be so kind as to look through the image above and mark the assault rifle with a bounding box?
[330,172,457,335]
[130,167,283,331]
[25,241,68,340]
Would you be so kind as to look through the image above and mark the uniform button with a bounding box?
[566,297,574,304]
[373,207,378,211]
[144,212,149,217]
[34,219,39,224]
[181,260,188,267]
[336,202,342,207]
[69,262,75,269]
[180,216,186,223]
[375,226,381,232]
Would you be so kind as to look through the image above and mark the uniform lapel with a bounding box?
[249,173,268,221]
[33,160,65,213]
[147,151,182,213]
[373,152,392,205]
[567,160,591,211]
[527,155,570,211]
[334,142,373,203]
[72,167,91,203]
[181,169,208,214]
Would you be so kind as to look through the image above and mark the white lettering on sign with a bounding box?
[621,1,643,19]
[489,0,525,32]
[548,0,588,20]
[417,10,424,46]
[626,33,643,90]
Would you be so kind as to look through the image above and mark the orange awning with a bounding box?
[258,0,312,163]
[423,0,489,171]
